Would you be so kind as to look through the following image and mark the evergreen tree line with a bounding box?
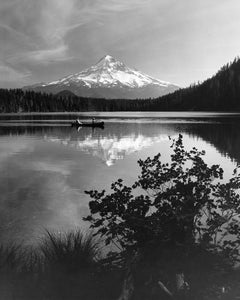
[0,89,154,113]
[1,56,240,112]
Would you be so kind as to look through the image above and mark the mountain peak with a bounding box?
[96,54,116,64]
[95,54,124,70]
[24,56,179,99]
[102,54,114,61]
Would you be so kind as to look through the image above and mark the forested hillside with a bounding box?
[152,56,240,111]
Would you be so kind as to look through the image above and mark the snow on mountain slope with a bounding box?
[47,55,171,88]
[24,55,179,99]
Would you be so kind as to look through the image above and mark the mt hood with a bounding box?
[24,55,179,99]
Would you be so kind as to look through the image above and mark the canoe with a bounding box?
[71,121,104,128]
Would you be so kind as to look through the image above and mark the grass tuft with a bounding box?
[0,230,120,299]
[40,230,100,273]
[0,244,24,271]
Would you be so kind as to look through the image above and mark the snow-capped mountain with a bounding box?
[24,55,179,99]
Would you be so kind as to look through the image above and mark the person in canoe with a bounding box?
[92,117,95,124]
[76,119,82,125]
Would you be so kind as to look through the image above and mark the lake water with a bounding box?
[0,112,240,245]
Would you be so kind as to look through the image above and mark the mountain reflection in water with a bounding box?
[44,132,171,166]
[0,115,240,245]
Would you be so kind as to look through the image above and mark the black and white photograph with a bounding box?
[0,1,240,299]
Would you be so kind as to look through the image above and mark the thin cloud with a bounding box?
[12,44,72,65]
[0,0,151,67]
[0,63,30,82]
[0,0,154,66]
[0,0,77,65]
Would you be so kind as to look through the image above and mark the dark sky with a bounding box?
[1,0,240,88]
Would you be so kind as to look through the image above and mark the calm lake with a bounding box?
[0,112,240,245]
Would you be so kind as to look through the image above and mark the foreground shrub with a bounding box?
[85,134,240,299]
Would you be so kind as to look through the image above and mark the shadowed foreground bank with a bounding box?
[0,231,240,300]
